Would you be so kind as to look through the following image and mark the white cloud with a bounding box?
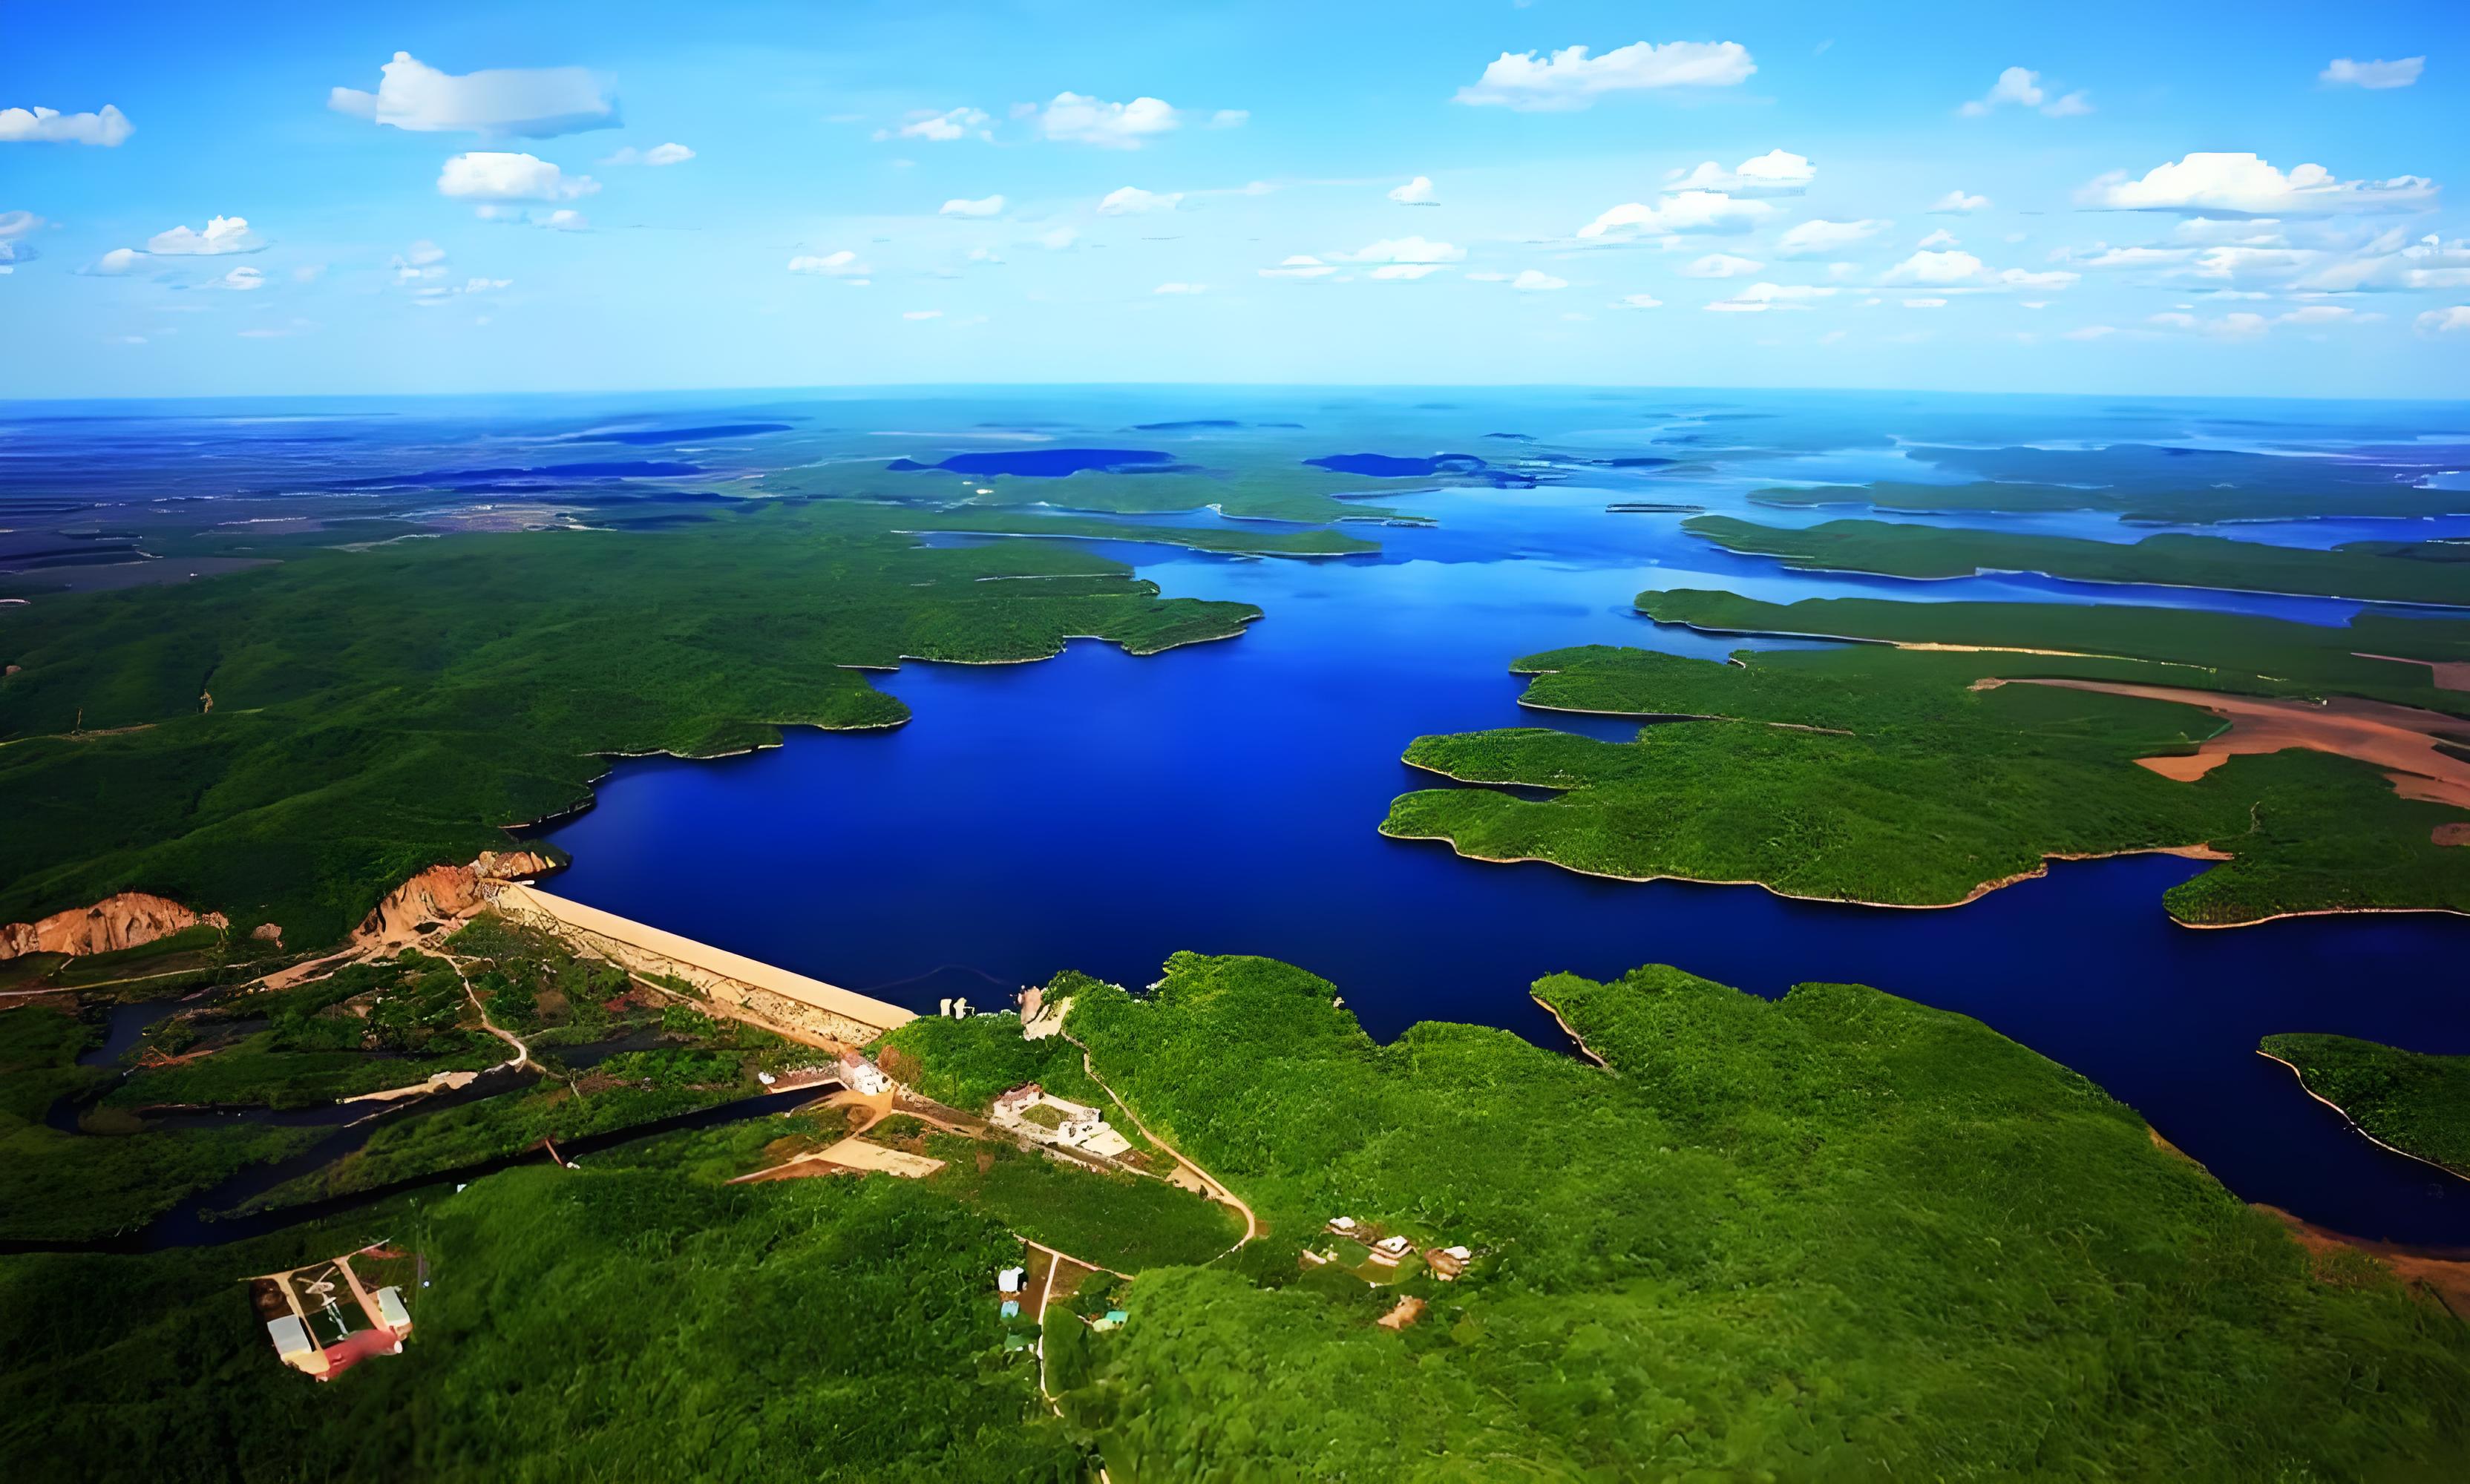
[1776,217,1885,257]
[1035,226,1079,251]
[1455,41,1755,109]
[1153,281,1206,294]
[236,319,315,339]
[878,108,990,143]
[2053,243,2194,269]
[1614,292,1662,309]
[89,246,142,275]
[2322,57,2423,90]
[1370,263,1447,280]
[1339,235,1465,265]
[330,53,614,137]
[209,266,266,291]
[2062,324,2116,340]
[0,210,39,240]
[439,153,598,201]
[2416,306,2470,335]
[1032,92,1180,148]
[1208,109,1249,129]
[902,309,943,320]
[2301,233,2470,292]
[1665,150,1815,196]
[603,141,695,165]
[2149,305,2362,337]
[1682,252,1764,278]
[1389,176,1439,206]
[1883,249,1982,285]
[1,103,132,145]
[940,194,1005,218]
[1579,190,1774,241]
[404,240,448,268]
[788,250,869,278]
[1917,228,1959,249]
[537,208,590,232]
[146,216,263,255]
[2172,217,2286,246]
[1902,296,1948,308]
[1098,186,1182,215]
[1706,281,1837,312]
[1959,67,2090,118]
[0,240,33,272]
[1929,190,1990,214]
[2082,152,2437,216]
[410,275,511,306]
[1512,269,1569,291]
[1259,254,1337,279]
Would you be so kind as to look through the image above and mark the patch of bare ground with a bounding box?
[2355,653,2470,693]
[2261,1205,2470,1321]
[1376,1295,1426,1330]
[2011,678,2470,811]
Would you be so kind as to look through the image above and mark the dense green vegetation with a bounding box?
[1686,514,2470,605]
[0,1003,318,1241]
[1383,640,2470,923]
[0,1169,1082,1481]
[1747,478,2470,525]
[762,455,1437,525]
[1046,953,2470,1478]
[874,988,1110,1111]
[897,508,1381,557]
[2261,1034,2470,1179]
[919,1132,1241,1273]
[0,503,1259,948]
[1639,589,2470,717]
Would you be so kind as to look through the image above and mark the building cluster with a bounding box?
[1323,1215,1478,1281]
[991,1082,1134,1160]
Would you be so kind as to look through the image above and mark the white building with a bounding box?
[838,1052,892,1097]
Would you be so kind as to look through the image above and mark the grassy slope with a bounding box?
[896,508,1380,556]
[760,461,1435,525]
[1746,479,2470,525]
[1055,953,2470,1479]
[2261,1034,2470,1178]
[1383,641,2470,925]
[0,503,1259,947]
[1686,514,2470,606]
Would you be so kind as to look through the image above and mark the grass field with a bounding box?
[1684,513,2470,606]
[2260,1034,2470,1179]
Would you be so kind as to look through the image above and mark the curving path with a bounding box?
[1065,1034,1258,1252]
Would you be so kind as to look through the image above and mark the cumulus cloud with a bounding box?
[0,210,39,240]
[1776,218,1886,257]
[208,266,266,291]
[2417,305,2470,335]
[877,108,989,143]
[1035,226,1079,251]
[1706,281,1838,312]
[1098,186,1182,215]
[1031,92,1180,148]
[1883,248,2078,292]
[2300,233,2470,292]
[438,152,598,201]
[1929,190,1990,214]
[2322,57,2423,90]
[1455,41,1755,109]
[1389,176,1439,206]
[2081,152,2437,216]
[1577,190,1774,241]
[146,216,263,255]
[1338,236,1465,266]
[537,208,590,231]
[1959,67,2089,118]
[0,103,133,145]
[1510,269,1569,291]
[1614,292,1663,309]
[88,246,142,275]
[603,141,694,165]
[1153,281,1206,294]
[1259,254,1337,279]
[331,53,612,138]
[788,250,870,278]
[1665,150,1815,196]
[1917,228,1959,249]
[1682,252,1764,278]
[940,194,1006,218]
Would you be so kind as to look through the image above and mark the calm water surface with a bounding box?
[545,482,2470,1245]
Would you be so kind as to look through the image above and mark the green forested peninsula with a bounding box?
[1685,513,2470,606]
[2261,1034,2470,1179]
[0,504,1259,948]
[1041,954,2470,1477]
[1382,632,2470,923]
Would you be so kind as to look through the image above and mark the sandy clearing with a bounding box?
[2011,678,2470,811]
[2354,653,2470,693]
[2260,1205,2470,1321]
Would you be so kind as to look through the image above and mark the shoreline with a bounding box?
[2255,1050,2469,1183]
[1528,992,1609,1070]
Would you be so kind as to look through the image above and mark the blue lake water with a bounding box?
[543,477,2470,1247]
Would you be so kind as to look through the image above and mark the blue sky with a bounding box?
[4,0,2466,398]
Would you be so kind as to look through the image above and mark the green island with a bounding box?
[1747,478,2470,526]
[1684,513,2470,606]
[1381,591,2470,924]
[7,951,2469,1480]
[2260,1034,2470,1180]
[0,502,1262,950]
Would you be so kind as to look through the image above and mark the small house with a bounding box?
[1327,1216,1357,1234]
[993,1083,1043,1117]
[1376,1235,1410,1254]
[998,1267,1024,1294]
[837,1052,892,1097]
